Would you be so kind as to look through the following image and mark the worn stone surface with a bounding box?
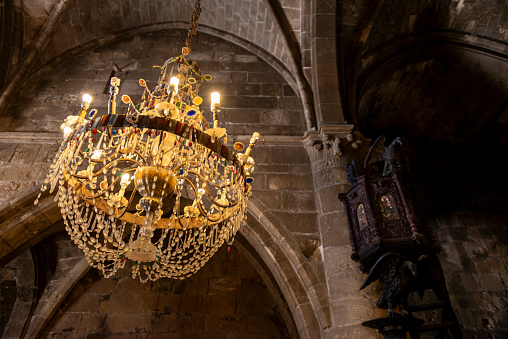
[6,29,305,136]
[1,250,35,339]
[428,212,508,337]
[41,243,296,338]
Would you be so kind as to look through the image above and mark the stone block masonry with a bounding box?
[41,241,297,338]
[0,135,60,205]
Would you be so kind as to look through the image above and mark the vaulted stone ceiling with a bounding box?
[38,0,298,71]
[3,0,307,84]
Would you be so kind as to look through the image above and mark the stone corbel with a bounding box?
[304,124,365,163]
[321,133,344,157]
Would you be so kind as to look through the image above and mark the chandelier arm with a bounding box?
[137,141,154,165]
[131,148,148,166]
[116,157,145,167]
[172,192,188,231]
[203,210,222,223]
[179,176,208,218]
[185,169,213,200]
[76,186,138,225]
[64,157,141,181]
[172,179,204,229]
[184,169,239,208]
[79,151,119,167]
[107,126,117,148]
[174,176,222,224]
[116,187,138,219]
[210,191,237,209]
[212,199,238,209]
[117,138,146,159]
[212,181,239,190]
[77,175,122,200]
[62,162,97,180]
[157,149,179,169]
[134,139,149,153]
[170,159,186,174]
[70,167,134,202]
[87,115,246,175]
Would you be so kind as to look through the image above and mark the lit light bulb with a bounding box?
[79,94,93,118]
[211,92,220,111]
[169,77,179,94]
[63,126,73,138]
[121,173,130,185]
[91,149,102,160]
[82,93,93,104]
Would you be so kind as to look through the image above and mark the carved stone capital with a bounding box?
[303,124,366,164]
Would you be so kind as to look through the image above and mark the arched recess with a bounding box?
[0,187,327,339]
[244,196,330,337]
[1,0,316,131]
[22,23,315,132]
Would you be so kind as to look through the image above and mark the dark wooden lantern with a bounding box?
[339,168,438,272]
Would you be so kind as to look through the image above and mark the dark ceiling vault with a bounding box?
[340,0,508,200]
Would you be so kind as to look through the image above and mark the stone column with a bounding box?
[304,124,383,338]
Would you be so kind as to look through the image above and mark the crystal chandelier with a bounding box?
[35,0,259,282]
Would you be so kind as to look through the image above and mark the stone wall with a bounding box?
[4,29,306,136]
[31,0,297,80]
[1,250,35,339]
[41,238,297,338]
[432,211,508,338]
[0,136,59,205]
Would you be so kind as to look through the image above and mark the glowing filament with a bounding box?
[82,93,93,104]
[169,77,179,94]
[211,92,220,111]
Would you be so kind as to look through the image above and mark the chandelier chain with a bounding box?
[186,0,202,49]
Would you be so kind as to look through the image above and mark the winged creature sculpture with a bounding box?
[364,136,410,176]
[360,252,418,317]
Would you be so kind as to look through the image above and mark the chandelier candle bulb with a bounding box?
[169,77,179,95]
[82,93,92,104]
[63,126,73,139]
[120,173,130,186]
[91,149,102,160]
[211,92,220,112]
[78,94,93,119]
